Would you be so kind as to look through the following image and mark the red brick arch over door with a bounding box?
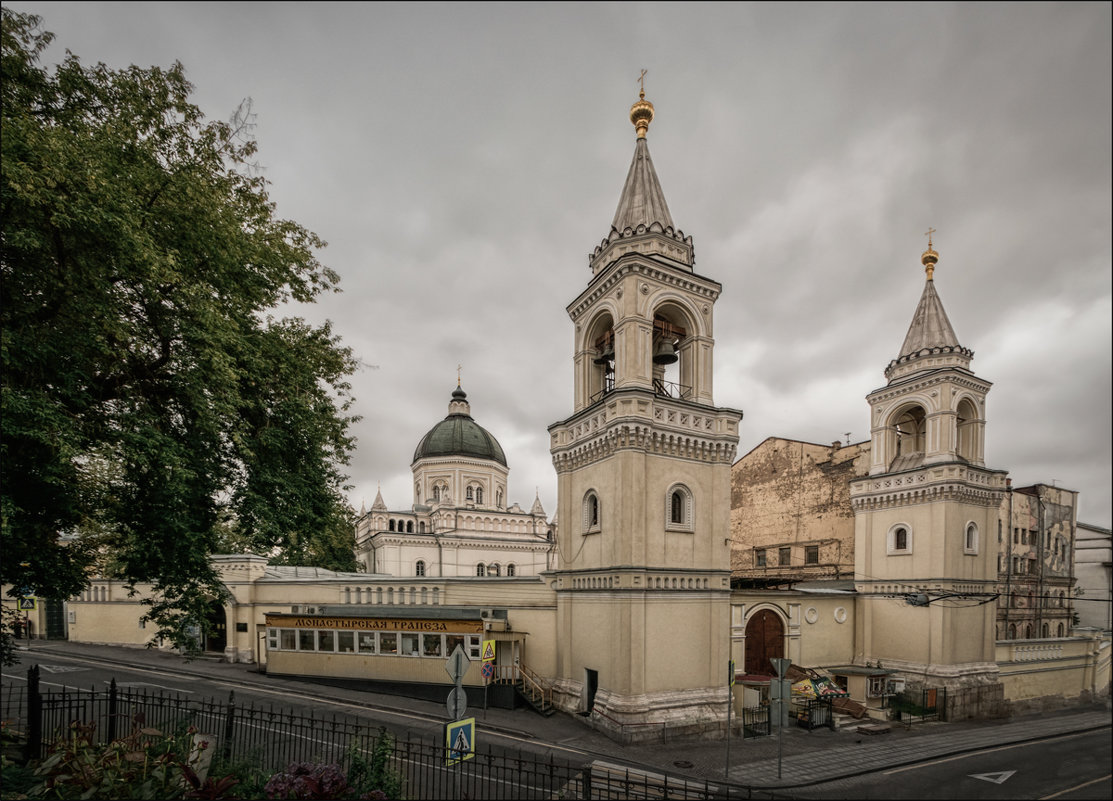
[744,609,784,676]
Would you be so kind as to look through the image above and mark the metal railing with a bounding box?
[652,378,693,400]
[10,665,790,799]
[885,687,945,727]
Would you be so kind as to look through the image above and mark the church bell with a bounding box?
[593,332,615,365]
[653,338,679,365]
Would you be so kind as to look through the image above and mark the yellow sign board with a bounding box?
[481,639,496,662]
[18,597,36,611]
[265,614,483,633]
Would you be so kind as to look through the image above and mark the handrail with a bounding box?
[518,663,552,708]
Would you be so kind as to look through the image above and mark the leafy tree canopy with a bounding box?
[1,10,361,648]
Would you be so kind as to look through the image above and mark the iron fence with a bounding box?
[9,665,788,800]
[886,686,945,727]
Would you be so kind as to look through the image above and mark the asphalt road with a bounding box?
[797,729,1112,800]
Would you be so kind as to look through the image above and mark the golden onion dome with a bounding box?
[921,228,939,280]
[630,89,654,138]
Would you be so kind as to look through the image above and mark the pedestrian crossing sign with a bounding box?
[481,639,495,662]
[18,597,36,611]
[444,717,475,765]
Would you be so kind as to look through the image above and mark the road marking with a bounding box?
[970,770,1016,784]
[105,681,195,694]
[883,731,1096,774]
[37,665,89,674]
[1040,774,1112,800]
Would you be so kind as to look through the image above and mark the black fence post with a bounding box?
[25,664,41,762]
[221,691,236,763]
[106,678,118,742]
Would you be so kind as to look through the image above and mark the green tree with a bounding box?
[1,10,360,648]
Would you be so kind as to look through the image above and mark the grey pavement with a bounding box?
[10,640,1112,792]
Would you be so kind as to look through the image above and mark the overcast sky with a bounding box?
[14,2,1112,527]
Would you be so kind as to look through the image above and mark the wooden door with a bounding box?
[744,609,784,676]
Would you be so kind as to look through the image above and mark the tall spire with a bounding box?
[610,78,675,234]
[371,485,387,511]
[886,235,973,381]
[590,77,692,274]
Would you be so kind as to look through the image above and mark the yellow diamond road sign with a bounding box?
[481,639,495,662]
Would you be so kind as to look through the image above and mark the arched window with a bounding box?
[419,521,426,533]
[665,484,693,531]
[1057,622,1064,637]
[488,563,500,577]
[1008,623,1017,639]
[583,491,600,533]
[406,521,414,533]
[887,524,912,555]
[475,564,486,577]
[433,485,441,502]
[496,488,503,508]
[506,564,516,577]
[1041,623,1049,638]
[389,519,396,532]
[1025,624,1032,639]
[475,487,483,504]
[415,560,426,577]
[964,522,979,554]
[466,486,473,501]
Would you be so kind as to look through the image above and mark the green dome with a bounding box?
[412,387,507,467]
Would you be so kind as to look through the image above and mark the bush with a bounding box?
[24,721,247,800]
[263,731,401,800]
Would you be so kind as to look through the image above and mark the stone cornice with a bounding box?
[867,369,991,406]
[547,565,731,593]
[567,255,722,322]
[549,390,740,472]
[589,227,694,275]
[850,463,1007,510]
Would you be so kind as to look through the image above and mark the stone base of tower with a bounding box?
[550,679,729,743]
[880,658,1008,720]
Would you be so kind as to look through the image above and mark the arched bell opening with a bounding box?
[888,403,927,470]
[956,397,979,463]
[584,312,616,404]
[651,302,697,400]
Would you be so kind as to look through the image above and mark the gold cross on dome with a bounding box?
[924,227,936,247]
[457,364,462,385]
[638,69,647,94]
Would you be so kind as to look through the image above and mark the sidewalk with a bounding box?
[12,640,1112,791]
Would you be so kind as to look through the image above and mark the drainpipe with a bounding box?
[1004,480,1013,638]
[1036,490,1045,638]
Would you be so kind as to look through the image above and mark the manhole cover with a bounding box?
[673,760,693,769]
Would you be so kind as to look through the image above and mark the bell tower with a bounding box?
[547,86,742,741]
[850,236,1007,696]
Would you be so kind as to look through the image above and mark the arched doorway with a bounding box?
[204,599,228,654]
[744,609,785,676]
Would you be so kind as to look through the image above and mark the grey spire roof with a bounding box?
[886,275,974,381]
[611,137,675,233]
[898,279,961,357]
[371,487,387,511]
